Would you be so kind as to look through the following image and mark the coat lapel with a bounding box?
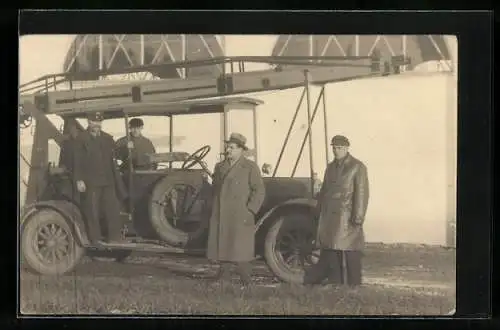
[218,160,231,182]
[342,154,354,175]
[221,157,244,182]
[335,154,352,179]
[79,131,92,152]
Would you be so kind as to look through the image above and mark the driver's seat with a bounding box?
[144,152,190,171]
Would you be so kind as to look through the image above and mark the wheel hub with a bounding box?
[35,222,72,263]
[276,228,318,271]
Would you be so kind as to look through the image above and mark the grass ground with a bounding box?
[19,243,455,316]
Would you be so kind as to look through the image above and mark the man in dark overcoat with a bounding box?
[58,120,80,202]
[206,132,266,285]
[73,112,128,245]
[304,135,370,286]
[59,120,80,173]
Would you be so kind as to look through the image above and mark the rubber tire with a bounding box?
[263,209,316,284]
[149,174,209,246]
[21,209,84,276]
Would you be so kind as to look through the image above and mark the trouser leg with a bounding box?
[345,251,362,286]
[102,185,123,242]
[303,249,332,284]
[236,262,252,284]
[214,262,232,280]
[82,187,103,244]
[325,250,343,284]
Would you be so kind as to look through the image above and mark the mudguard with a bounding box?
[20,200,89,246]
[254,197,317,233]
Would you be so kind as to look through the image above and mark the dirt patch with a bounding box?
[19,244,455,315]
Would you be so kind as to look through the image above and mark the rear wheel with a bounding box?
[21,209,84,275]
[264,210,319,284]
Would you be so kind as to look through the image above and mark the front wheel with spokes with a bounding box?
[21,208,84,275]
[263,210,319,284]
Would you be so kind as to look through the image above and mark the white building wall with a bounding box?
[248,72,457,246]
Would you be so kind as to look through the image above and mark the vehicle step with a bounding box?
[85,242,205,256]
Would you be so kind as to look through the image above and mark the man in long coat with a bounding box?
[73,112,128,245]
[304,135,370,286]
[206,132,266,285]
[58,120,80,202]
[59,120,80,174]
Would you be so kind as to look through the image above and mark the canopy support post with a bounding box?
[124,112,134,233]
[252,106,259,165]
[304,70,315,198]
[169,115,174,168]
[321,85,330,165]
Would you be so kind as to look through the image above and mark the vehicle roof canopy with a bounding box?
[59,96,264,120]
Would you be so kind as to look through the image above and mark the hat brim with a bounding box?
[224,139,248,150]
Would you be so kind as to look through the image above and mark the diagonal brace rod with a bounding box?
[291,86,325,177]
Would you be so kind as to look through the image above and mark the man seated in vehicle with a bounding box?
[115,118,157,172]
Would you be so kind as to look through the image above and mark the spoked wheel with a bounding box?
[162,183,205,233]
[150,174,211,246]
[264,210,319,284]
[21,209,84,275]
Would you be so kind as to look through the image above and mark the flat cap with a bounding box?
[87,112,104,122]
[129,118,144,128]
[330,135,350,146]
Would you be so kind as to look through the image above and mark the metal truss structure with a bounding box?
[63,34,224,81]
[272,35,454,73]
[20,54,409,201]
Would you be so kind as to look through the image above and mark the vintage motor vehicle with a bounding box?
[19,55,406,283]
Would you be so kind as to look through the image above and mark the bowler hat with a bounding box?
[330,135,350,147]
[87,112,104,122]
[129,118,144,128]
[225,132,248,150]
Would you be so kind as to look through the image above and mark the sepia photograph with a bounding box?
[19,34,457,316]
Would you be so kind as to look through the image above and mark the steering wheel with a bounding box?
[182,145,212,175]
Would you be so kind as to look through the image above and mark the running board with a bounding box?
[85,242,206,256]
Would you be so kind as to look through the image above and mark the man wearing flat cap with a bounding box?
[115,118,156,172]
[206,132,266,286]
[73,112,128,245]
[304,135,370,287]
